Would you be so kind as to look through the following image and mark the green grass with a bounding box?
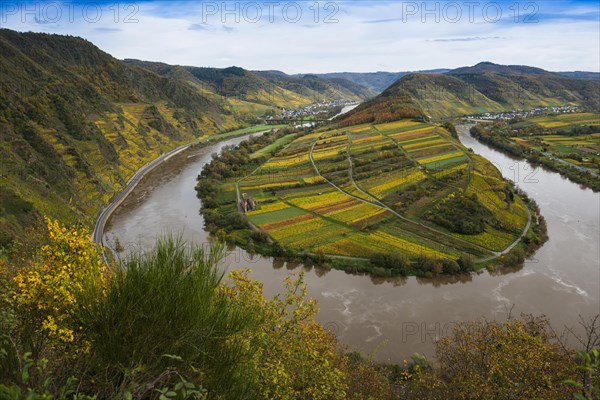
[424,155,469,169]
[250,133,296,159]
[248,206,307,225]
[217,124,287,139]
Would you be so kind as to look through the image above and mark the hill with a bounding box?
[0,29,370,252]
[309,70,451,93]
[127,61,375,116]
[337,62,600,122]
[253,70,377,101]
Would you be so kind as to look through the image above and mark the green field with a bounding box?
[217,124,287,138]
[511,113,600,169]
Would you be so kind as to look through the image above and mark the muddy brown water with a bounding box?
[105,126,600,363]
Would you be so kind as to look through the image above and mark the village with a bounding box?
[465,105,581,121]
[266,99,357,121]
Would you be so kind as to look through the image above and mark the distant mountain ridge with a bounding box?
[337,62,600,124]
[556,71,600,81]
[305,70,451,93]
[125,61,376,110]
[308,64,599,94]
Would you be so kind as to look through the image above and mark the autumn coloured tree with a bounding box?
[425,315,576,399]
[223,270,349,400]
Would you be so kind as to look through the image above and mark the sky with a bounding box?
[0,0,599,74]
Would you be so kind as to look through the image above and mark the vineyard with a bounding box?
[513,113,600,169]
[471,112,600,191]
[229,120,530,261]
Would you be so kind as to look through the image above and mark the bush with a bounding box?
[82,237,260,399]
[12,218,106,356]
[425,193,495,235]
[370,252,409,275]
[432,316,576,399]
[457,254,475,272]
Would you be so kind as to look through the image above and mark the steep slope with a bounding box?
[254,71,377,100]
[0,29,240,249]
[337,62,600,122]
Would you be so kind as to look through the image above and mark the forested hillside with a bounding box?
[0,29,370,253]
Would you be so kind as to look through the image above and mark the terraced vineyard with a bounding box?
[231,120,531,262]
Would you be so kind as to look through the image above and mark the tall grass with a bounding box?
[82,236,261,398]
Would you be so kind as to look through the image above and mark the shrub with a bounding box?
[370,252,409,275]
[425,193,495,235]
[223,270,349,400]
[82,237,260,399]
[12,218,106,356]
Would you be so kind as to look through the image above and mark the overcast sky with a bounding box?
[1,0,598,73]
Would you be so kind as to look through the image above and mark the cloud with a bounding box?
[34,17,54,25]
[362,18,402,24]
[0,0,597,73]
[94,27,122,33]
[188,23,211,31]
[431,36,506,42]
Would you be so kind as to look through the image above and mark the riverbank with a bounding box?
[469,121,600,192]
[93,125,284,256]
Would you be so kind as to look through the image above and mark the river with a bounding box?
[105,124,599,363]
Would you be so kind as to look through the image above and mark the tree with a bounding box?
[370,252,409,275]
[223,270,349,400]
[457,254,475,272]
[430,315,576,399]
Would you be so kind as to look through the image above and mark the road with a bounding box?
[93,129,275,264]
[92,142,197,263]
[542,152,599,177]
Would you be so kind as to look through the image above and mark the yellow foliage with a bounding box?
[13,218,107,351]
[434,316,575,399]
[222,270,348,399]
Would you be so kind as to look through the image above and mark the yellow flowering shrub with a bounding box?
[13,218,107,351]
